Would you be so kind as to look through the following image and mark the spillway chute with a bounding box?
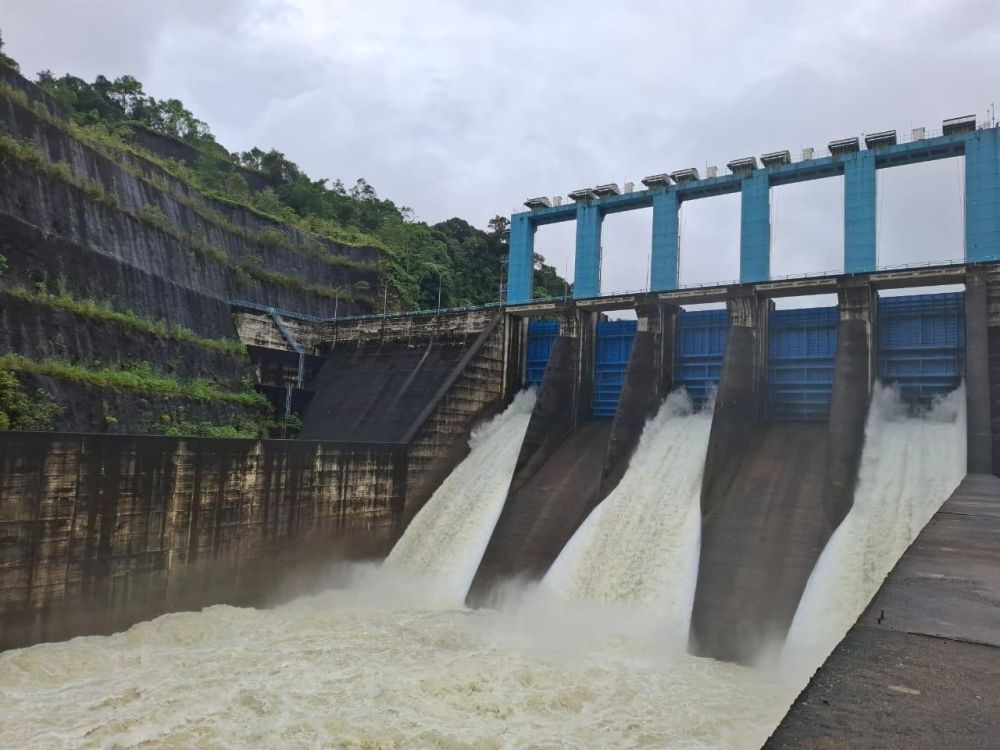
[384,389,536,603]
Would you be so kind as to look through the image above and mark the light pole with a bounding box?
[437,270,443,313]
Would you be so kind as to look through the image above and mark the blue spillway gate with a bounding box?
[675,309,730,405]
[525,320,558,387]
[593,320,637,417]
[878,292,965,402]
[768,307,839,421]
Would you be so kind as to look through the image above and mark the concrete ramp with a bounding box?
[301,317,499,443]
[466,419,613,604]
[690,422,832,662]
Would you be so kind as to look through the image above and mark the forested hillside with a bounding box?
[9,37,568,311]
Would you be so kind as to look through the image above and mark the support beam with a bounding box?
[506,214,535,304]
[966,269,993,473]
[966,127,1000,263]
[574,202,602,298]
[651,190,680,291]
[825,281,876,528]
[844,151,877,273]
[740,172,770,283]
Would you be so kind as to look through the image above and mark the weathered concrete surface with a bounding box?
[690,422,832,663]
[966,271,994,474]
[691,289,874,664]
[823,285,875,528]
[766,474,1000,749]
[466,420,613,606]
[0,432,404,651]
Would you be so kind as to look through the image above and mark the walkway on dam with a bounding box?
[766,473,1000,748]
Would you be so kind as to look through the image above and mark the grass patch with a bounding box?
[0,355,270,409]
[2,287,247,357]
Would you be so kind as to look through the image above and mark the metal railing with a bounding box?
[231,298,502,325]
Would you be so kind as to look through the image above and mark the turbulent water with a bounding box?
[385,389,535,603]
[545,390,711,631]
[0,384,970,749]
[782,383,967,675]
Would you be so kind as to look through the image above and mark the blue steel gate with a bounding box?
[525,320,559,387]
[593,320,637,417]
[878,292,965,402]
[768,307,839,421]
[675,309,730,405]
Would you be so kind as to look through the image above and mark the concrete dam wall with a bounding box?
[0,432,404,651]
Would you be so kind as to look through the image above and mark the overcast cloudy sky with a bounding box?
[3,0,997,298]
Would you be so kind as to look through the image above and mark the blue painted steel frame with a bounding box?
[878,292,966,403]
[525,320,559,387]
[675,309,730,404]
[593,320,636,417]
[768,307,838,420]
[507,128,993,304]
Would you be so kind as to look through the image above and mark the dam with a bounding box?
[2,69,1000,748]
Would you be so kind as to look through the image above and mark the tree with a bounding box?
[0,28,19,71]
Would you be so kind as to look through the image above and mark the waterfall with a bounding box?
[545,389,711,634]
[384,389,535,602]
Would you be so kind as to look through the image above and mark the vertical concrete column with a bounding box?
[700,290,769,513]
[740,173,770,283]
[965,269,993,473]
[824,281,876,528]
[844,151,878,273]
[966,128,1000,263]
[651,190,680,291]
[506,214,535,304]
[574,202,602,298]
[503,314,527,396]
[507,304,592,488]
[986,270,1000,474]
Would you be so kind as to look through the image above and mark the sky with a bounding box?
[2,0,997,300]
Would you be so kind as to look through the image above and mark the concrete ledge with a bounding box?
[766,474,1000,748]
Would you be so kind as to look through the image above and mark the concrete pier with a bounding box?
[690,285,876,663]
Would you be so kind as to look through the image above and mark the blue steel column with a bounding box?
[506,213,535,304]
[966,127,1000,263]
[844,151,877,273]
[740,172,770,283]
[651,189,680,290]
[574,201,602,298]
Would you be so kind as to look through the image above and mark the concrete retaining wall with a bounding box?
[0,432,403,651]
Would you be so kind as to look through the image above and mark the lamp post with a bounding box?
[437,270,443,313]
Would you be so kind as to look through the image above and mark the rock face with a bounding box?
[0,67,379,432]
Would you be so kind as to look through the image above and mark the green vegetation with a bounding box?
[1,286,247,357]
[0,355,269,409]
[25,68,568,309]
[0,370,63,430]
[0,30,17,73]
[152,408,274,439]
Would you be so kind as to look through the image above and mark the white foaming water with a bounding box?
[545,389,711,634]
[385,389,535,603]
[781,383,967,676]
[5,383,965,749]
[0,566,797,750]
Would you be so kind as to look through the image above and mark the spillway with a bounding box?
[385,390,535,601]
[545,389,711,630]
[0,383,975,748]
[781,383,967,673]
